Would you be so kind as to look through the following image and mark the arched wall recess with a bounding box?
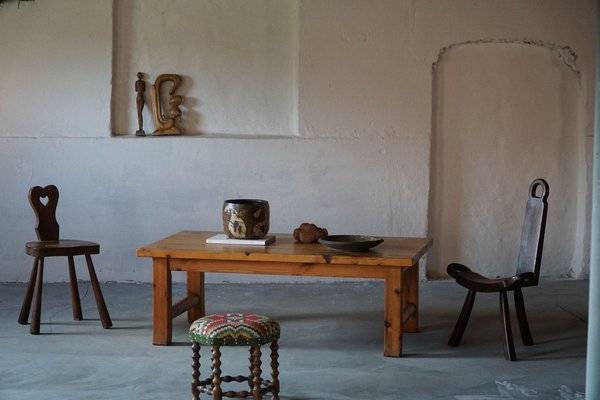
[0,0,34,7]
[427,40,586,280]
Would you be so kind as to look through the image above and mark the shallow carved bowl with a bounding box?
[222,199,270,239]
[318,235,384,252]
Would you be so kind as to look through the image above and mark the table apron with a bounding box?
[166,258,411,279]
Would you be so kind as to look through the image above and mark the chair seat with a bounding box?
[26,240,100,258]
[448,263,537,292]
[189,313,280,346]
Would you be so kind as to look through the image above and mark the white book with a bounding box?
[205,233,276,246]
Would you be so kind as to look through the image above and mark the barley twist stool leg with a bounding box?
[251,345,263,400]
[209,352,215,392]
[191,342,201,400]
[270,340,280,400]
[248,346,255,391]
[212,346,222,400]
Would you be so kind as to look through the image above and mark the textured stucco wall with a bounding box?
[0,0,595,283]
[0,136,428,282]
[429,42,583,279]
[0,0,112,137]
[112,0,298,136]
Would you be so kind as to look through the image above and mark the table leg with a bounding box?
[187,271,205,323]
[404,263,419,332]
[384,268,403,357]
[152,257,172,345]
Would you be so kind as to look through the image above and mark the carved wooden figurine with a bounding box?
[293,223,328,243]
[135,72,146,136]
[151,74,183,135]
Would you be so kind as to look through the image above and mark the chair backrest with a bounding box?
[29,185,60,241]
[515,178,549,283]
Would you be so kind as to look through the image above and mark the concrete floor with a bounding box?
[0,279,588,400]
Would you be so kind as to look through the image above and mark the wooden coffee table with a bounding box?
[136,230,432,357]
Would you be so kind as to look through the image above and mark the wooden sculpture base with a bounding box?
[152,126,181,136]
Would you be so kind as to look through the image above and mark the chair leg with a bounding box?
[30,258,45,335]
[68,256,83,321]
[448,289,476,346]
[514,288,533,346]
[84,254,112,329]
[500,291,517,361]
[18,258,39,325]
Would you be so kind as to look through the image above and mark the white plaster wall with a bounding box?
[428,43,581,279]
[0,0,112,137]
[0,136,428,282]
[0,0,595,283]
[299,0,428,138]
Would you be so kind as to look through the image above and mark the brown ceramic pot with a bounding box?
[222,199,270,239]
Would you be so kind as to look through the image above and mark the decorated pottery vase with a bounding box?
[222,199,270,239]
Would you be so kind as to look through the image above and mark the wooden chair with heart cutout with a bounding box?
[18,185,112,334]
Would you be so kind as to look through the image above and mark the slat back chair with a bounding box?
[446,178,549,361]
[18,185,112,334]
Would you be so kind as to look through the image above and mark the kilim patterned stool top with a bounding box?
[189,313,280,400]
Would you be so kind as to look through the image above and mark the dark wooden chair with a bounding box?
[18,185,112,334]
[446,178,549,361]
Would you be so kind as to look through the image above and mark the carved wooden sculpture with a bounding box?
[293,222,328,243]
[135,72,146,136]
[151,73,183,135]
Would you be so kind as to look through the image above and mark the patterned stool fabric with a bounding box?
[190,313,280,400]
[189,313,280,346]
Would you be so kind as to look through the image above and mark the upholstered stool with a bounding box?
[189,313,280,400]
